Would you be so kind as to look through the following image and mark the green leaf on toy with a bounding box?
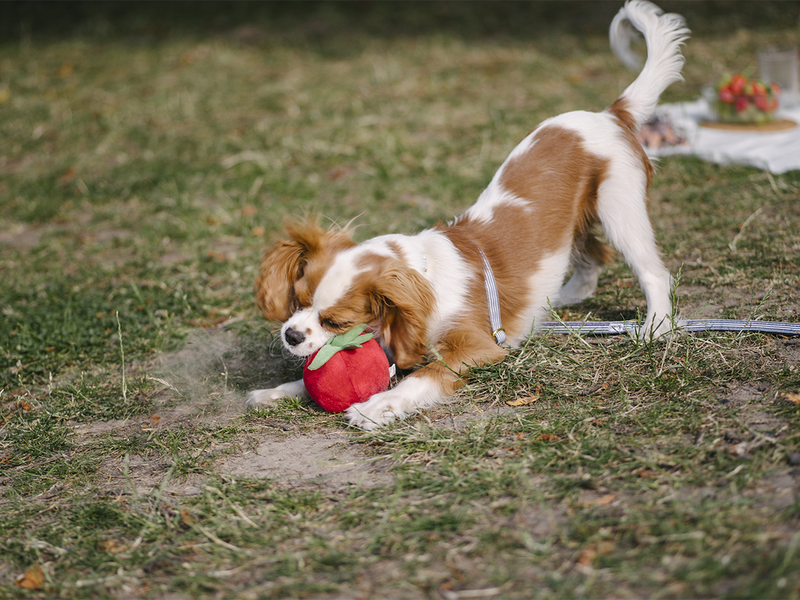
[306,324,375,371]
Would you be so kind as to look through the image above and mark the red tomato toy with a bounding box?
[302,326,391,413]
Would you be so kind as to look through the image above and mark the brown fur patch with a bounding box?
[577,230,616,266]
[438,125,612,343]
[499,126,610,246]
[320,254,436,370]
[406,326,509,397]
[255,220,355,322]
[607,96,656,187]
[385,240,406,262]
[607,97,638,132]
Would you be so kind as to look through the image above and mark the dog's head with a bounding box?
[255,220,435,370]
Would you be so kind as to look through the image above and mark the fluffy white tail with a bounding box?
[608,0,690,130]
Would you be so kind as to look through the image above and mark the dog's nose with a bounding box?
[284,327,305,347]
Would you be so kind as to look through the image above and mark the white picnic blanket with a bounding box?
[648,99,800,174]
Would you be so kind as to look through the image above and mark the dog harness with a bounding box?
[475,244,507,345]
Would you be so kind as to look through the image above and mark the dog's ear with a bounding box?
[255,220,354,323]
[255,236,307,323]
[370,261,436,370]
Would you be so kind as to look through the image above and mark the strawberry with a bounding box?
[751,82,767,97]
[730,74,747,96]
[734,96,749,113]
[718,86,735,103]
[769,97,778,111]
[754,95,770,111]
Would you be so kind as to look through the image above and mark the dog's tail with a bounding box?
[607,0,690,131]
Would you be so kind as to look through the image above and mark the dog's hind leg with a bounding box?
[596,171,673,338]
[556,231,614,307]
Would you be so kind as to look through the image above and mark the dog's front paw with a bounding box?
[346,376,444,430]
[245,380,308,409]
[639,315,674,341]
[345,390,405,431]
[245,389,285,409]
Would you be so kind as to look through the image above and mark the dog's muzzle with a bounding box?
[284,327,305,347]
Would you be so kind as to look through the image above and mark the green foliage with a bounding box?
[0,277,194,389]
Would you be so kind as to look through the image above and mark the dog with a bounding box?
[246,0,689,430]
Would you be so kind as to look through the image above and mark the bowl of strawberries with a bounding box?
[711,73,780,124]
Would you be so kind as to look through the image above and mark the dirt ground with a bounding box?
[81,324,800,510]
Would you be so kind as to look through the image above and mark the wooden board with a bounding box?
[700,118,797,132]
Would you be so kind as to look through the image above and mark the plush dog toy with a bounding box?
[302,325,392,413]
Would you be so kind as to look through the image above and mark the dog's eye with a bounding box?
[293,281,312,309]
[321,318,346,331]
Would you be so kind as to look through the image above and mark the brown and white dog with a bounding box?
[247,1,689,430]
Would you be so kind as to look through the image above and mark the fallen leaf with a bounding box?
[15,565,44,590]
[507,393,539,407]
[577,547,596,567]
[568,73,584,85]
[578,494,616,507]
[580,381,613,396]
[205,250,230,263]
[536,433,562,443]
[783,392,800,405]
[59,168,76,185]
[241,204,258,217]
[251,226,265,237]
[595,493,616,506]
[99,540,127,553]
[181,509,194,526]
[637,467,658,478]
[327,166,355,181]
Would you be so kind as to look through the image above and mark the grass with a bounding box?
[2,2,800,598]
